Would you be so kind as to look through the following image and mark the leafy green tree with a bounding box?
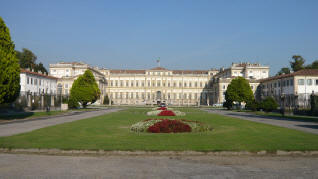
[224,77,254,108]
[34,62,48,74]
[0,17,20,104]
[306,60,318,69]
[16,48,37,69]
[16,48,48,73]
[290,55,305,72]
[69,70,101,108]
[260,97,278,112]
[276,67,290,76]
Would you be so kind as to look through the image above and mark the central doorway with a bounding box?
[156,91,161,105]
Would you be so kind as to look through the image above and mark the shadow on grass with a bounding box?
[297,125,318,129]
[0,112,35,120]
[209,109,318,123]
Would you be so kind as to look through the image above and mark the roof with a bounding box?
[260,69,318,83]
[20,69,58,80]
[110,69,146,74]
[172,70,208,74]
[149,67,169,71]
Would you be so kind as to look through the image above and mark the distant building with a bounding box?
[49,61,271,106]
[20,68,58,94]
[49,62,107,103]
[259,69,318,107]
[99,67,219,105]
[211,62,270,104]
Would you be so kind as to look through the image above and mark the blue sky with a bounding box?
[1,0,318,75]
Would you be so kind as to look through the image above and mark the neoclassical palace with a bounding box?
[49,62,270,106]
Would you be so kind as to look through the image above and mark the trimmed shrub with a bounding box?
[260,97,278,112]
[68,97,79,109]
[245,100,260,111]
[147,119,191,133]
[158,110,176,116]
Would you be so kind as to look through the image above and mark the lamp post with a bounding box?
[280,93,285,117]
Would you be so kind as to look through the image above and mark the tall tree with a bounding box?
[16,48,37,69]
[0,17,20,104]
[306,60,318,69]
[276,67,290,76]
[224,77,254,109]
[290,55,305,72]
[34,62,48,74]
[69,70,101,108]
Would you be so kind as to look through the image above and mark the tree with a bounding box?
[260,97,278,112]
[306,60,318,69]
[34,62,48,74]
[224,77,254,109]
[16,48,37,69]
[69,70,101,108]
[15,48,48,73]
[0,17,20,104]
[290,55,305,72]
[276,67,290,76]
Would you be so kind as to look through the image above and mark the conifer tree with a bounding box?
[0,17,20,104]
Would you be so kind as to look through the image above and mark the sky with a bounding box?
[1,0,318,75]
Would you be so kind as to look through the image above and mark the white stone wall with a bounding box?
[20,72,57,94]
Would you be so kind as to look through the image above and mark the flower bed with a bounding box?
[158,110,176,116]
[148,119,191,133]
[157,107,167,110]
[147,109,185,116]
[130,119,213,133]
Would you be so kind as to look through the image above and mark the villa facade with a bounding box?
[49,61,270,106]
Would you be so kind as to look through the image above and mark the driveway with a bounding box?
[0,108,121,137]
[0,153,317,178]
[204,109,318,135]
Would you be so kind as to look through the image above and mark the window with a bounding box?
[142,82,144,87]
[168,82,170,87]
[126,81,129,87]
[35,79,38,85]
[157,81,160,87]
[307,79,312,85]
[136,81,139,87]
[316,79,318,85]
[195,82,197,87]
[148,81,150,86]
[131,81,134,86]
[179,82,182,87]
[65,84,68,88]
[290,79,294,86]
[184,82,187,87]
[223,85,225,89]
[251,85,254,89]
[173,82,176,87]
[298,79,304,85]
[27,77,29,84]
[287,80,289,86]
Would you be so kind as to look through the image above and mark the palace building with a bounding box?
[49,61,270,106]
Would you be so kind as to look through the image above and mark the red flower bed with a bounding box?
[157,107,167,110]
[158,110,175,116]
[147,119,191,133]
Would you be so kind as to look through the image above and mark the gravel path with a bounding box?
[0,153,317,178]
[0,108,121,137]
[204,109,318,135]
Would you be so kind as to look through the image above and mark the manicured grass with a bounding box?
[0,108,317,151]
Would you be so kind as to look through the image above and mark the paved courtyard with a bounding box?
[0,153,317,178]
[204,109,318,135]
[0,108,121,137]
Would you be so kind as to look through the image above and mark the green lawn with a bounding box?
[0,107,317,151]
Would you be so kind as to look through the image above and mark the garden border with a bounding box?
[0,148,318,156]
